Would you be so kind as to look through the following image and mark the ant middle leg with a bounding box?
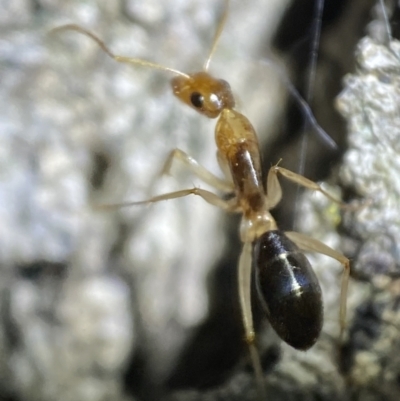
[97,187,239,212]
[284,231,350,341]
[269,163,345,205]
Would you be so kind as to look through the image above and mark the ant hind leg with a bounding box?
[238,242,267,399]
[285,231,350,342]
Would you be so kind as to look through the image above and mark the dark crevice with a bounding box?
[90,150,111,190]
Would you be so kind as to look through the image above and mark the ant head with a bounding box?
[171,71,235,119]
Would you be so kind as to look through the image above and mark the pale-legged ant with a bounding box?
[52,0,351,398]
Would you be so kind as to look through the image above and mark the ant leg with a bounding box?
[285,231,350,341]
[97,187,239,212]
[268,164,366,211]
[264,164,283,209]
[270,164,345,205]
[238,242,266,399]
[155,148,234,193]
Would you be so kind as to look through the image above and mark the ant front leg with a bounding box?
[148,148,234,195]
[285,231,350,341]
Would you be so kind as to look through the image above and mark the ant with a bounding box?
[52,0,350,398]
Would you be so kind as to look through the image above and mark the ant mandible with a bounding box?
[52,0,350,398]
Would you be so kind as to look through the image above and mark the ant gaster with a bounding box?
[53,1,350,398]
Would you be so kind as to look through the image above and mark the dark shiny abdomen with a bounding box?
[253,230,323,350]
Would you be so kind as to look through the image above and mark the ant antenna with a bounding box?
[203,0,230,71]
[50,24,190,79]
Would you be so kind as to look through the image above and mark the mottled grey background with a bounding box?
[1,0,400,400]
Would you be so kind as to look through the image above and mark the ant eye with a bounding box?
[190,92,204,108]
